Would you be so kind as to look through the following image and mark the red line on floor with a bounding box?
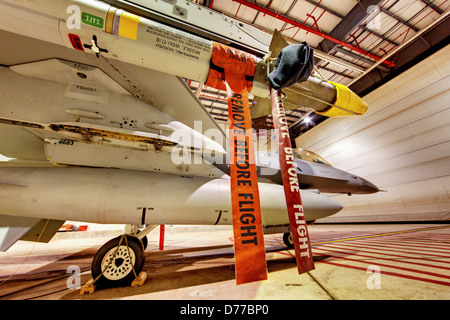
[310,225,450,246]
[372,238,450,249]
[350,239,450,255]
[319,260,450,287]
[318,241,450,260]
[313,247,450,279]
[310,232,383,242]
[313,244,450,270]
[372,233,450,240]
[408,237,450,241]
[371,235,450,242]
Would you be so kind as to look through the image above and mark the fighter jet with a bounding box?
[0,0,378,288]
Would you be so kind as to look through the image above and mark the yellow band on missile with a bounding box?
[315,81,368,117]
[118,11,140,40]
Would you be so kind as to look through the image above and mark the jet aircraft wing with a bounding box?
[0,29,225,140]
[0,30,227,175]
[0,29,228,251]
[0,213,64,252]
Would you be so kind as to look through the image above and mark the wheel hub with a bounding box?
[114,257,124,267]
[101,245,136,280]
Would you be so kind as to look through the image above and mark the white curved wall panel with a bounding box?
[296,45,450,222]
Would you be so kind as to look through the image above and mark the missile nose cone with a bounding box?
[303,191,343,220]
[314,81,368,117]
[328,197,344,214]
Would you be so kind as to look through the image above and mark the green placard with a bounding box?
[82,12,104,28]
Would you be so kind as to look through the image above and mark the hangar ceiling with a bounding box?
[188,0,449,141]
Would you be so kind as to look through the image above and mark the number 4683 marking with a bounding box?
[59,139,75,146]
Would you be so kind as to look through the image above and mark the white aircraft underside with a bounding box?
[0,29,347,253]
[0,0,383,288]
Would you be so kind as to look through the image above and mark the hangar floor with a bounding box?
[0,223,449,301]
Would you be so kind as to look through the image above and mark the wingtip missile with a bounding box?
[1,0,369,119]
[252,30,369,118]
[314,81,369,117]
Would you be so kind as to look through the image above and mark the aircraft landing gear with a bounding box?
[282,220,315,249]
[282,221,315,250]
[283,232,294,249]
[91,235,145,288]
[83,225,158,292]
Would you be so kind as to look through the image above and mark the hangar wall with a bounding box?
[295,45,450,223]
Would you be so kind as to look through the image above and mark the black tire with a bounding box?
[283,232,294,249]
[122,234,147,252]
[141,235,148,251]
[134,231,148,251]
[91,236,145,288]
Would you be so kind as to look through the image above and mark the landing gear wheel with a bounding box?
[138,235,148,251]
[283,232,294,249]
[135,230,148,251]
[91,236,145,288]
[142,236,148,251]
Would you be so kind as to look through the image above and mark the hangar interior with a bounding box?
[0,0,449,301]
[296,45,450,223]
[190,0,450,225]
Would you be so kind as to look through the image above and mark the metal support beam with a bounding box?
[317,0,381,52]
[349,9,450,86]
[333,47,390,72]
[305,0,401,45]
[303,0,345,19]
[421,0,445,14]
[349,11,450,96]
[232,0,395,67]
[380,7,420,32]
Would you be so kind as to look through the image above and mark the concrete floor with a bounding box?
[0,223,449,301]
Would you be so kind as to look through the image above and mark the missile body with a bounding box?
[0,167,342,227]
[0,0,367,117]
